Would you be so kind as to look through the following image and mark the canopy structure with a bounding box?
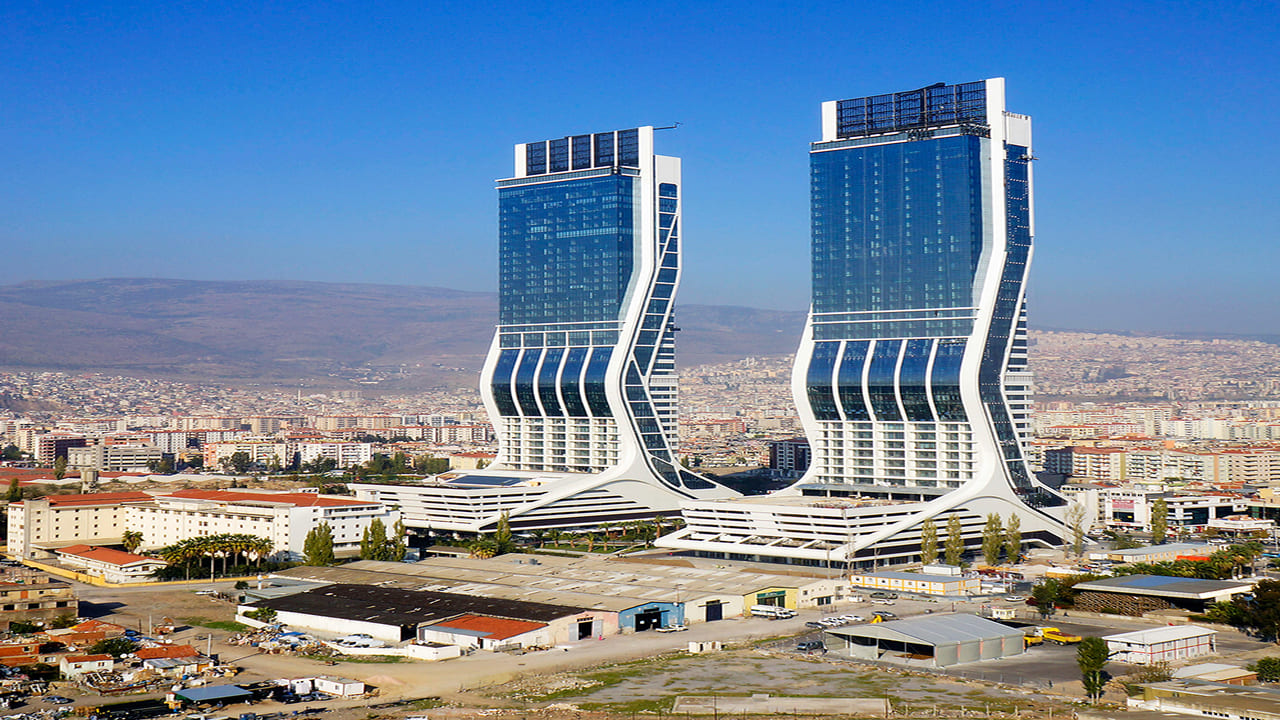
[173,685,252,705]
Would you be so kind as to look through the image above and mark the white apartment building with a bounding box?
[127,489,398,559]
[296,441,373,468]
[66,444,165,472]
[7,491,154,558]
[10,489,399,561]
[1099,488,1251,533]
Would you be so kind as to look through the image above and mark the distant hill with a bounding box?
[0,279,805,391]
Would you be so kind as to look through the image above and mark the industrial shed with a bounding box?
[239,583,599,645]
[1071,575,1252,615]
[825,613,1025,667]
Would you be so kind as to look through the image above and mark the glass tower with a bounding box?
[479,128,732,508]
[659,80,1066,567]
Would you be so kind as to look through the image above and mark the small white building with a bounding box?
[1104,625,1218,665]
[60,653,114,677]
[417,614,550,650]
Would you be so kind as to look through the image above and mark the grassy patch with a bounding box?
[578,698,674,713]
[180,617,247,632]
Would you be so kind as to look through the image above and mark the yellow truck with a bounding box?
[1036,627,1083,645]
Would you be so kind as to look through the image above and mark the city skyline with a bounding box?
[4,2,1279,336]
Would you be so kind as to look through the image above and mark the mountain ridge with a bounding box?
[0,278,806,391]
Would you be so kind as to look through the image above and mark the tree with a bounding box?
[304,523,335,566]
[1005,513,1022,564]
[2,445,22,461]
[90,637,139,658]
[1031,579,1059,618]
[919,518,938,565]
[493,512,516,555]
[5,478,21,503]
[1066,502,1088,556]
[1133,660,1173,684]
[122,530,143,553]
[1251,657,1280,682]
[1077,636,1110,701]
[361,518,389,561]
[52,456,67,481]
[944,514,965,566]
[228,451,253,474]
[1150,498,1169,545]
[390,519,408,562]
[981,513,1004,566]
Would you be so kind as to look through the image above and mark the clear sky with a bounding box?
[4,1,1277,334]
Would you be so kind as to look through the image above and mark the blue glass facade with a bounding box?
[498,175,637,326]
[811,134,984,326]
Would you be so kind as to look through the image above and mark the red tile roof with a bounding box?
[164,489,370,507]
[43,492,153,506]
[135,644,199,660]
[58,545,163,567]
[431,614,546,641]
[63,654,112,664]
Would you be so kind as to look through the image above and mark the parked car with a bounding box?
[796,641,825,653]
[43,696,73,705]
[869,597,895,605]
[655,624,688,633]
[805,621,825,629]
[869,591,898,600]
[841,614,866,622]
[872,611,898,620]
[1004,595,1025,602]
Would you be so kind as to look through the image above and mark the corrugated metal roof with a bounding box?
[1074,574,1252,599]
[1104,625,1217,644]
[826,613,1023,646]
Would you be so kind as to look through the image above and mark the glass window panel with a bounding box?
[868,339,904,421]
[806,341,840,421]
[514,348,542,416]
[836,340,870,421]
[490,349,520,416]
[560,347,589,416]
[584,347,613,416]
[900,339,935,421]
[538,347,565,417]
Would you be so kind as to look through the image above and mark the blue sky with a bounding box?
[4,1,1277,334]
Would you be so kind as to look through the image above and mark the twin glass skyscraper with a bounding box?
[661,79,1068,567]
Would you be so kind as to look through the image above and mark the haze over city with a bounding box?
[5,1,1278,334]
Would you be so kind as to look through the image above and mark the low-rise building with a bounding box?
[1104,625,1218,665]
[59,653,114,677]
[1072,574,1253,615]
[0,576,78,629]
[66,444,166,472]
[55,545,167,583]
[847,570,979,597]
[1131,680,1280,720]
[825,613,1025,667]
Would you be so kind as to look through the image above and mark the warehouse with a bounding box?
[848,570,979,597]
[271,553,835,629]
[1071,574,1253,615]
[240,583,609,645]
[418,615,549,650]
[1104,625,1218,665]
[824,613,1025,668]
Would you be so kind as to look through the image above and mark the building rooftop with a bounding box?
[58,544,162,567]
[1104,625,1217,644]
[252,583,588,628]
[826,613,1022,645]
[158,489,373,508]
[422,614,547,641]
[1074,574,1253,600]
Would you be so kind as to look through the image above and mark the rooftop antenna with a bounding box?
[654,122,682,131]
